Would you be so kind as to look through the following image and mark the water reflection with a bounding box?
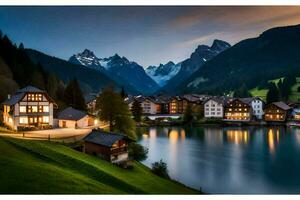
[225,129,249,145]
[138,126,300,194]
[267,128,281,154]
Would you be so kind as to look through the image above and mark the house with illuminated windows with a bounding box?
[224,98,252,121]
[2,86,57,130]
[264,101,291,122]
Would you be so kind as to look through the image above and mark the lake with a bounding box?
[137,126,300,194]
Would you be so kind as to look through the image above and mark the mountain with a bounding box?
[160,39,231,93]
[69,50,160,94]
[176,24,300,94]
[25,49,139,94]
[145,61,181,86]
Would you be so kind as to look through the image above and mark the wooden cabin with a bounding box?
[264,102,291,122]
[2,86,57,130]
[224,99,252,121]
[83,130,133,163]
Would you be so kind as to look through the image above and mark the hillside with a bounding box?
[25,49,139,94]
[250,77,300,102]
[177,24,300,94]
[0,137,198,194]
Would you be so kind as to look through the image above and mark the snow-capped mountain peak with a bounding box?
[146,61,182,87]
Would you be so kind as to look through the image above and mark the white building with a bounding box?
[2,86,57,130]
[127,96,157,115]
[56,107,96,128]
[204,98,224,118]
[240,97,264,119]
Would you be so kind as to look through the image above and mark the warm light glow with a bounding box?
[19,106,26,113]
[267,129,275,153]
[42,116,49,123]
[169,130,179,143]
[43,106,49,112]
[226,129,249,144]
[19,116,28,124]
[94,119,98,125]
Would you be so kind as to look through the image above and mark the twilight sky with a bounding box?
[0,6,300,67]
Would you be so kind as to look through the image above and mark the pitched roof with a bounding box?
[204,97,224,105]
[83,130,132,147]
[272,101,291,111]
[2,85,57,106]
[16,85,44,93]
[2,93,25,106]
[57,107,88,121]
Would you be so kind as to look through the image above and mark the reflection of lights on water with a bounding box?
[149,129,157,138]
[169,130,179,143]
[180,130,186,140]
[226,130,249,145]
[268,129,275,153]
[267,128,280,154]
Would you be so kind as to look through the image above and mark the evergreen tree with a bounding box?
[46,73,59,100]
[96,86,136,140]
[183,103,194,123]
[63,78,86,110]
[266,82,279,104]
[131,99,142,122]
[18,43,24,50]
[120,86,126,98]
[233,84,252,98]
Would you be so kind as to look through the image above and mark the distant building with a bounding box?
[84,93,98,115]
[57,107,96,128]
[264,102,291,122]
[239,97,264,120]
[169,96,188,114]
[204,98,224,118]
[224,99,252,121]
[83,130,133,163]
[2,86,57,130]
[127,96,157,115]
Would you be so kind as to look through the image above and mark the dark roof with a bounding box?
[204,97,224,105]
[2,86,57,106]
[16,85,44,93]
[83,130,132,147]
[2,93,25,106]
[272,101,291,111]
[57,107,88,120]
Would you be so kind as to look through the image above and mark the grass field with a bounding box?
[249,77,300,102]
[0,136,198,194]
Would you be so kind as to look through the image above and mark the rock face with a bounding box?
[69,50,160,94]
[160,39,231,93]
[145,61,182,87]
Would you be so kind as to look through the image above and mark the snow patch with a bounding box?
[187,77,209,88]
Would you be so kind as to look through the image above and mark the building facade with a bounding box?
[83,130,132,163]
[239,97,264,120]
[224,99,252,121]
[204,98,224,118]
[2,86,57,130]
[264,102,291,122]
[57,107,96,128]
[169,96,188,114]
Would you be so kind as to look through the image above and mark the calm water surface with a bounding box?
[137,126,300,194]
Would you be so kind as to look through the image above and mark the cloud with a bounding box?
[169,6,300,30]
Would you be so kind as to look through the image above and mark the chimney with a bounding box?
[7,94,11,100]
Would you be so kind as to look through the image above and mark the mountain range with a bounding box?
[176,24,300,94]
[69,50,159,94]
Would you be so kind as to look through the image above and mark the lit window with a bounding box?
[42,116,49,123]
[19,117,28,124]
[20,106,26,113]
[32,106,38,112]
[43,106,49,112]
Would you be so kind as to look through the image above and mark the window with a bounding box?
[42,116,49,123]
[19,117,28,124]
[38,106,43,112]
[19,106,26,113]
[32,106,38,112]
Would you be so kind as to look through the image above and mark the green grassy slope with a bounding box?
[0,137,198,194]
[249,77,300,102]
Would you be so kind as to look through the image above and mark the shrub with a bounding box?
[128,143,148,161]
[151,159,170,179]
